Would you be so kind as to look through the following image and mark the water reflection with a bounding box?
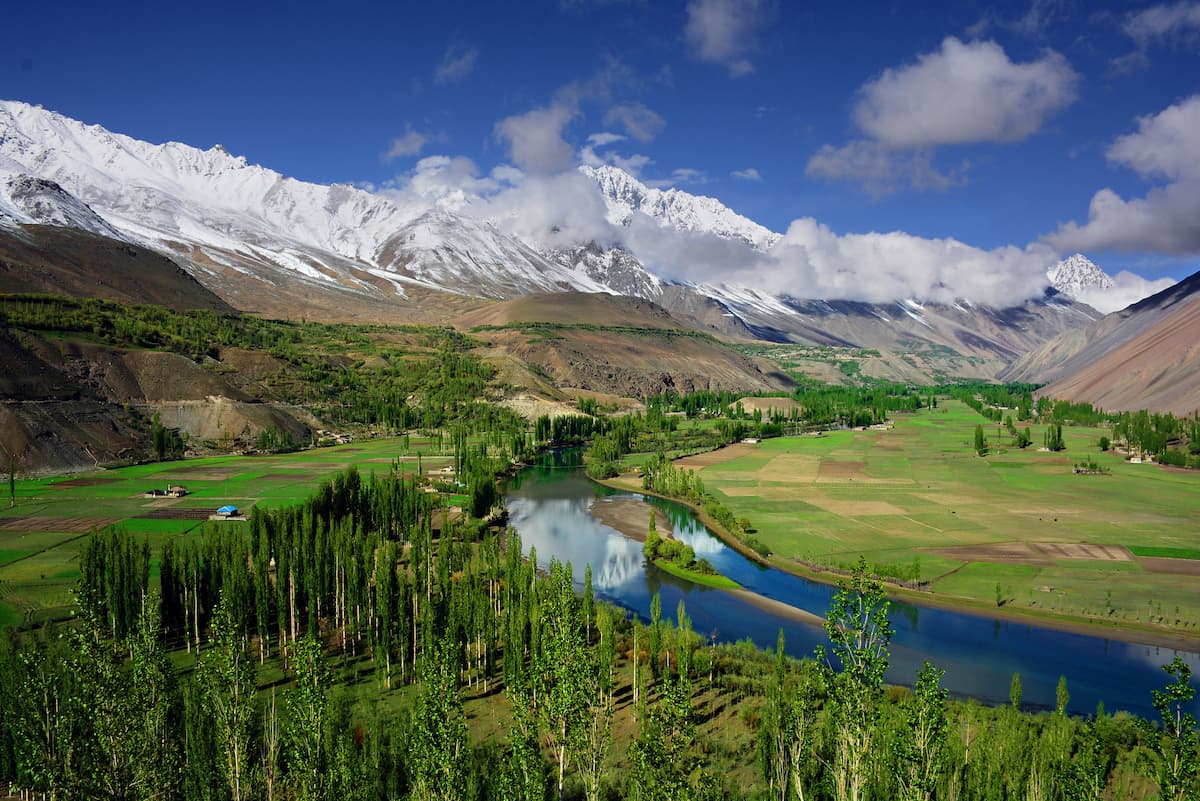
[505,452,1200,718]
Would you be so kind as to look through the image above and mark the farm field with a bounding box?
[684,401,1200,637]
[0,436,457,626]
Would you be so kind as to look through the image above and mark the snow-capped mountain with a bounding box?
[581,165,780,251]
[0,100,628,303]
[1049,254,1114,298]
[0,174,127,240]
[0,100,1099,362]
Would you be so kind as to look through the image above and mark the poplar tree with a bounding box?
[818,557,892,801]
[201,594,258,801]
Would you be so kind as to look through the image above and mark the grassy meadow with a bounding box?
[0,436,458,626]
[684,401,1200,636]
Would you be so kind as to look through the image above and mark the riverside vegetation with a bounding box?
[0,465,1196,801]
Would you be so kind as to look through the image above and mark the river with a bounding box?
[505,450,1200,719]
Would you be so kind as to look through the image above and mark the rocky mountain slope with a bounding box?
[1003,269,1200,414]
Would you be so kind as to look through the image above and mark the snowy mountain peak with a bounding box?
[0,174,128,240]
[580,164,781,251]
[1049,254,1114,297]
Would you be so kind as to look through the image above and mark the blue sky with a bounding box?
[4,0,1199,286]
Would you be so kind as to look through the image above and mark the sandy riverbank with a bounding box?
[588,497,672,543]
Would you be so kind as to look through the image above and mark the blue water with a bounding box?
[506,454,1200,719]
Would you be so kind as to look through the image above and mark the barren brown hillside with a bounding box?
[1040,293,1200,416]
[0,225,230,311]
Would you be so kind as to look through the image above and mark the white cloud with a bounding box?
[603,103,666,142]
[494,105,578,174]
[968,0,1072,39]
[806,141,965,196]
[1074,272,1177,314]
[759,219,1057,306]
[383,127,430,161]
[586,132,627,147]
[731,167,762,181]
[1113,3,1200,71]
[854,38,1077,148]
[684,0,773,77]
[434,43,479,84]
[644,168,708,188]
[810,37,1077,194]
[1124,2,1200,47]
[382,155,502,212]
[1046,95,1200,255]
[478,171,621,250]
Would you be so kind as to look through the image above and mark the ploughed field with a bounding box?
[0,437,457,627]
[685,401,1200,636]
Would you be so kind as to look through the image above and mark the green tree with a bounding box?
[410,636,468,801]
[818,557,892,801]
[894,662,949,801]
[535,559,589,800]
[974,424,987,456]
[200,593,258,801]
[284,634,329,801]
[1144,657,1199,801]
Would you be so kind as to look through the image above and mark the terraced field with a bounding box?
[687,401,1200,636]
[0,436,457,625]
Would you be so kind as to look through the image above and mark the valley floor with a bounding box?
[622,401,1200,646]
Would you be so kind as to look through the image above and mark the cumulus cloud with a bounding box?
[684,0,774,76]
[1074,272,1177,314]
[1046,95,1200,255]
[731,167,762,181]
[760,220,1057,306]
[383,127,430,161]
[810,37,1077,194]
[854,38,1077,148]
[382,155,507,212]
[476,171,621,250]
[434,42,479,84]
[494,105,578,174]
[603,103,666,142]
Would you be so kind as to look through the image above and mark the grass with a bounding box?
[652,558,742,590]
[686,401,1200,636]
[1128,546,1200,560]
[0,435,475,623]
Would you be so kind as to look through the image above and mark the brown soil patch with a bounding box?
[675,442,757,469]
[156,468,242,481]
[736,396,803,415]
[807,496,905,516]
[915,493,979,507]
[258,472,317,481]
[756,454,820,483]
[1038,542,1131,561]
[271,462,351,471]
[817,460,867,480]
[51,477,119,488]
[137,508,218,521]
[589,498,672,542]
[933,542,1053,566]
[933,541,1133,566]
[1140,557,1200,576]
[0,516,122,533]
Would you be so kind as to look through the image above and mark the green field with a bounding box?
[686,401,1200,635]
[0,436,462,626]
